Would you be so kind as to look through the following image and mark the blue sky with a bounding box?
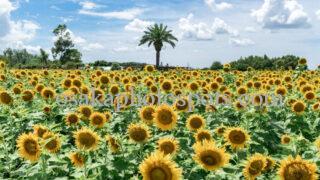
[0,0,320,68]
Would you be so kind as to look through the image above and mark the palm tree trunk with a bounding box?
[156,50,160,68]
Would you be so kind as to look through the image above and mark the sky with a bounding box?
[0,0,320,69]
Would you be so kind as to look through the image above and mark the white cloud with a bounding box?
[178,14,214,40]
[79,8,143,20]
[80,1,98,10]
[125,19,154,32]
[251,0,310,29]
[0,0,40,43]
[244,26,257,32]
[15,41,41,54]
[113,46,129,52]
[229,37,255,46]
[204,0,233,11]
[316,10,320,20]
[212,18,238,36]
[83,43,104,51]
[0,0,16,37]
[178,14,238,40]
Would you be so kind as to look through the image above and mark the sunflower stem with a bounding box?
[41,155,48,179]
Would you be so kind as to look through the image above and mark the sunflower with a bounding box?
[139,105,155,125]
[194,129,213,142]
[224,127,250,150]
[278,156,317,180]
[100,75,110,84]
[69,152,85,168]
[139,152,182,180]
[237,86,247,95]
[173,97,193,112]
[281,134,291,145]
[62,79,72,89]
[275,86,287,96]
[13,86,22,94]
[42,132,61,153]
[193,140,230,171]
[16,133,41,162]
[43,106,51,114]
[0,91,13,105]
[157,137,179,155]
[263,156,275,171]
[106,135,120,153]
[186,114,205,131]
[243,153,267,180]
[104,111,112,122]
[89,112,107,128]
[298,58,307,65]
[78,105,93,120]
[127,123,150,143]
[74,128,100,151]
[41,87,56,99]
[109,84,120,95]
[65,113,80,126]
[145,65,155,72]
[189,82,199,92]
[33,124,49,138]
[312,103,319,111]
[154,105,178,131]
[22,90,34,102]
[291,101,306,115]
[161,80,173,92]
[90,88,105,102]
[215,126,226,136]
[304,91,315,101]
[314,137,320,151]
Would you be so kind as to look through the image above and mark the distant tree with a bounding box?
[111,63,121,70]
[39,48,49,66]
[51,24,82,64]
[210,61,223,70]
[2,48,36,67]
[139,24,178,68]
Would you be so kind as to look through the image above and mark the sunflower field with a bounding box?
[0,60,319,180]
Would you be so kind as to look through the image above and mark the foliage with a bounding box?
[229,55,301,71]
[139,23,178,67]
[51,24,82,64]
[210,61,223,70]
[111,63,121,70]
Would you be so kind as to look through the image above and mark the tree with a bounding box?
[210,61,223,70]
[111,63,121,70]
[39,49,49,66]
[51,24,82,64]
[139,24,178,68]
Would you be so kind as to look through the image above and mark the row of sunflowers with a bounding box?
[0,60,319,179]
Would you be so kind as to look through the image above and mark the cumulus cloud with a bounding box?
[0,0,40,44]
[212,18,238,36]
[52,29,104,51]
[125,19,154,32]
[83,43,104,51]
[204,0,233,11]
[80,1,98,10]
[113,46,129,52]
[15,41,41,54]
[229,37,255,47]
[316,10,320,20]
[178,14,213,40]
[178,14,238,40]
[79,8,143,20]
[251,0,310,29]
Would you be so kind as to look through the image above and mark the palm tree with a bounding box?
[139,24,178,68]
